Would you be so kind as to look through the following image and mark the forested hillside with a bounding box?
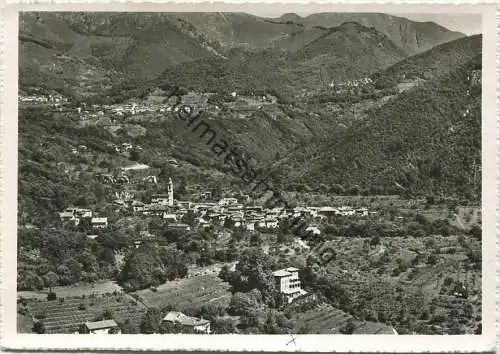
[373,34,482,86]
[278,55,481,200]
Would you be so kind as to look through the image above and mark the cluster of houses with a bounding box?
[82,311,211,334]
[59,177,371,240]
[125,179,370,235]
[329,77,373,89]
[19,93,69,106]
[77,101,167,121]
[58,207,108,229]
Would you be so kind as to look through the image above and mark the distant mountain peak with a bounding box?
[279,13,303,22]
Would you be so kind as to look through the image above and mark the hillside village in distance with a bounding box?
[17,12,483,336]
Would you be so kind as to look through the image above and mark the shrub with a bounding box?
[18,297,28,306]
[47,292,57,301]
[78,303,86,311]
[340,320,356,334]
[369,235,380,246]
[32,321,46,334]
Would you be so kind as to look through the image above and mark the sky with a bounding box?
[245,10,481,35]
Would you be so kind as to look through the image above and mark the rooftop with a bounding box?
[273,267,300,277]
[162,311,209,327]
[85,319,118,330]
[92,217,108,223]
[273,269,291,277]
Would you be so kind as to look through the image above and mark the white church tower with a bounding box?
[168,177,174,207]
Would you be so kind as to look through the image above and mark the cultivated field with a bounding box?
[136,275,231,311]
[292,303,394,334]
[22,293,147,333]
[18,281,122,300]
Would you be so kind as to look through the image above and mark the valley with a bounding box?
[17,12,482,336]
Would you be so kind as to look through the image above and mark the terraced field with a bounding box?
[293,303,394,334]
[136,275,231,311]
[293,303,353,334]
[25,294,147,333]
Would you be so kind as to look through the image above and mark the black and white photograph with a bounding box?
[1,2,497,352]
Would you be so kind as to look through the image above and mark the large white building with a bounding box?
[273,267,307,304]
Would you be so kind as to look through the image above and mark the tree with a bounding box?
[120,244,165,290]
[262,310,278,334]
[330,184,345,195]
[228,292,259,316]
[427,254,438,266]
[212,318,236,334]
[63,258,83,283]
[120,319,140,334]
[129,149,141,162]
[469,224,481,240]
[183,210,197,228]
[140,308,162,334]
[47,292,57,301]
[223,217,234,228]
[19,271,44,290]
[102,309,113,320]
[56,264,72,285]
[174,182,187,199]
[369,235,381,247]
[159,245,189,280]
[250,233,262,246]
[211,185,223,201]
[198,303,225,322]
[32,321,46,334]
[218,265,232,282]
[43,271,59,291]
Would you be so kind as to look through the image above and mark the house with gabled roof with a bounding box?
[83,319,120,334]
[162,311,210,334]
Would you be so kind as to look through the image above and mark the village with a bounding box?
[18,85,482,336]
[59,177,372,241]
[23,177,378,335]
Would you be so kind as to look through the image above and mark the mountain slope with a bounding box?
[19,12,465,98]
[278,55,481,199]
[166,12,464,54]
[19,12,221,95]
[289,22,407,83]
[156,22,407,95]
[373,34,482,84]
[285,12,465,54]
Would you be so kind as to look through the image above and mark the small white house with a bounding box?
[305,226,321,235]
[163,213,178,223]
[83,319,120,334]
[162,311,210,334]
[91,217,108,229]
